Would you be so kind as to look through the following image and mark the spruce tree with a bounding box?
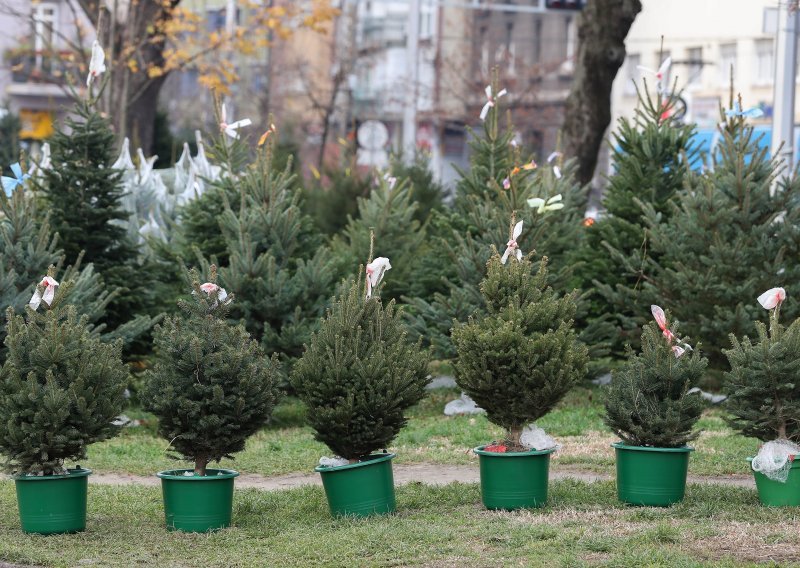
[452,229,587,450]
[142,267,281,475]
[0,272,128,474]
[619,98,800,378]
[571,85,699,360]
[37,99,148,332]
[604,311,707,448]
[724,289,800,442]
[405,88,588,360]
[291,250,429,461]
[388,152,445,224]
[0,111,21,171]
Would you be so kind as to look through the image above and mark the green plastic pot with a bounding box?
[474,445,555,510]
[613,443,693,506]
[13,467,91,535]
[748,457,800,507]
[156,469,239,532]
[315,453,396,517]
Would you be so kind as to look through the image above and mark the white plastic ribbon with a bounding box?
[547,152,563,179]
[86,40,106,87]
[757,287,786,310]
[29,276,59,310]
[637,56,671,93]
[501,221,523,265]
[198,282,229,305]
[365,257,392,299]
[651,304,693,357]
[527,194,564,214]
[479,85,507,121]
[219,104,252,139]
[383,173,397,189]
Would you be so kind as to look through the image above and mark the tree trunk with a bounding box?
[562,0,642,186]
[194,455,209,476]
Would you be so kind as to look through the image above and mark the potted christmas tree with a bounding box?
[0,270,128,534]
[142,266,280,531]
[452,218,587,510]
[724,287,800,506]
[605,305,707,506]
[291,244,429,517]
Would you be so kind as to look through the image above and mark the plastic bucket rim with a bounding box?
[314,452,395,473]
[156,468,240,481]
[746,456,800,470]
[12,467,92,481]
[474,444,557,457]
[612,442,694,453]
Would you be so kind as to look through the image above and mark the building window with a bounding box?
[754,38,774,85]
[479,25,489,76]
[533,17,542,63]
[565,15,575,61]
[32,2,58,72]
[624,53,641,95]
[720,43,737,86]
[687,47,703,85]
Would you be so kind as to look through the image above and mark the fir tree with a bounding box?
[571,85,699,360]
[619,98,800,378]
[452,231,587,450]
[37,99,148,332]
[604,315,707,448]
[291,248,429,461]
[388,152,445,224]
[405,91,588,361]
[0,272,128,474]
[142,267,281,475]
[724,290,800,442]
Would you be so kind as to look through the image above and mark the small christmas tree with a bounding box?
[291,245,429,461]
[604,306,707,448]
[0,271,128,474]
[724,288,800,443]
[452,220,587,450]
[143,267,280,475]
[37,99,149,333]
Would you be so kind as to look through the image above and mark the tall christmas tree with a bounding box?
[0,272,128,474]
[570,84,699,361]
[405,83,588,360]
[37,99,149,333]
[617,97,800,378]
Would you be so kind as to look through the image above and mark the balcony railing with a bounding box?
[6,50,70,85]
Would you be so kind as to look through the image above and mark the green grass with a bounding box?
[1,479,798,567]
[81,387,760,479]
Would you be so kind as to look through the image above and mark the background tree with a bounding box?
[562,0,642,185]
[0,110,21,171]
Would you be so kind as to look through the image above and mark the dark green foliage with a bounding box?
[452,253,587,448]
[619,109,800,380]
[142,268,281,475]
[405,97,589,361]
[571,86,699,360]
[0,279,128,474]
[291,279,429,461]
[37,100,149,333]
[0,110,20,170]
[330,178,426,302]
[389,152,445,224]
[724,304,800,442]
[604,320,707,448]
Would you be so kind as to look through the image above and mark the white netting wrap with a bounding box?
[751,440,800,483]
[319,456,349,468]
[520,424,560,451]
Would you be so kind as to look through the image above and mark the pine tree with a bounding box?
[330,177,426,302]
[571,85,699,360]
[405,91,588,361]
[724,290,800,442]
[619,98,800,378]
[604,315,707,448]
[291,252,429,461]
[0,272,128,474]
[142,267,281,475]
[0,186,151,359]
[37,99,148,332]
[0,111,21,171]
[452,235,587,450]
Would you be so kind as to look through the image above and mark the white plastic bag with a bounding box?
[751,439,800,483]
[520,424,560,451]
[444,393,485,416]
[319,456,349,468]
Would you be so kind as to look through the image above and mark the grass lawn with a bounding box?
[80,387,760,479]
[1,478,798,567]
